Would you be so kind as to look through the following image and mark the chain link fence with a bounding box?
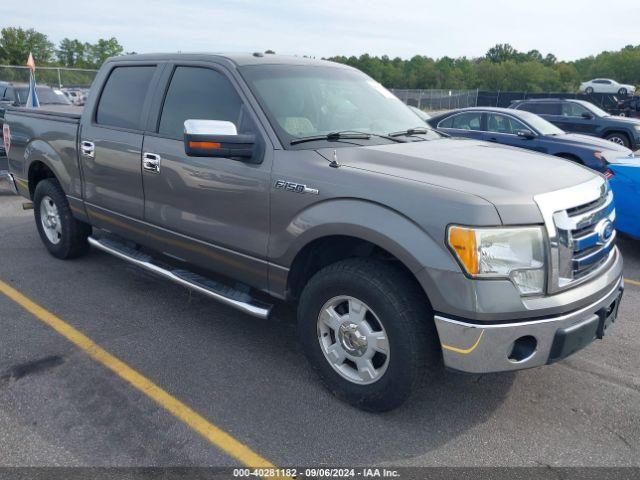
[0,65,98,88]
[391,89,479,112]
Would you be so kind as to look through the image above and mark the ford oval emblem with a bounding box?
[596,219,614,244]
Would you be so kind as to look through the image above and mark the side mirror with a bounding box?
[516,129,537,139]
[183,119,256,160]
[581,112,594,119]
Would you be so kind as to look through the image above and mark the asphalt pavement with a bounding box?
[0,184,639,470]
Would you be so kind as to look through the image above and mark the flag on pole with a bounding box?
[25,53,40,109]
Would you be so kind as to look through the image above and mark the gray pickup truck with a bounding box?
[3,53,624,411]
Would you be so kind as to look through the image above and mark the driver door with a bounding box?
[141,64,271,289]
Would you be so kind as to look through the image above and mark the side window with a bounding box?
[515,102,537,113]
[533,102,561,115]
[158,66,244,140]
[96,66,156,130]
[487,114,526,134]
[438,116,453,128]
[449,112,482,131]
[562,102,589,117]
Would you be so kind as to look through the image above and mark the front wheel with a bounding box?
[33,179,92,259]
[298,258,440,412]
[585,87,594,95]
[618,88,628,97]
[605,132,630,148]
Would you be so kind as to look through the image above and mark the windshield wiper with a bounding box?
[290,130,404,146]
[290,131,370,145]
[388,127,430,137]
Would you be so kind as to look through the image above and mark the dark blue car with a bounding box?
[427,107,634,173]
[427,107,640,239]
[510,98,640,150]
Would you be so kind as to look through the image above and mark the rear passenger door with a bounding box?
[81,64,159,240]
[140,64,271,289]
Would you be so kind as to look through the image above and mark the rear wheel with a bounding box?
[297,258,440,412]
[605,132,630,148]
[33,179,92,259]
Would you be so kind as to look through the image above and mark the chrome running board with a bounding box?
[88,236,272,319]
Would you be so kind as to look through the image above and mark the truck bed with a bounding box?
[6,105,83,122]
[5,105,84,198]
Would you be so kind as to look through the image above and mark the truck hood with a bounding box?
[317,138,599,224]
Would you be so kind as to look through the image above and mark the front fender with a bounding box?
[270,198,457,274]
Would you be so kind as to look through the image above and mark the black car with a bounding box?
[427,107,634,173]
[509,98,640,150]
[617,96,640,119]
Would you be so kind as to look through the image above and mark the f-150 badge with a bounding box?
[274,180,319,195]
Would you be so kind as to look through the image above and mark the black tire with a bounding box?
[618,88,628,97]
[585,87,594,95]
[33,178,92,259]
[297,258,440,412]
[605,132,631,148]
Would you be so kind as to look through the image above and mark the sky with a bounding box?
[2,0,640,61]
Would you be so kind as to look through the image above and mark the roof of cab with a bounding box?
[107,52,349,69]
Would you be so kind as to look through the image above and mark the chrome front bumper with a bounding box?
[434,275,624,373]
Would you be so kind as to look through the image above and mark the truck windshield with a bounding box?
[15,87,71,106]
[239,64,438,148]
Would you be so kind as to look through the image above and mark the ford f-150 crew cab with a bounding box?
[3,53,624,411]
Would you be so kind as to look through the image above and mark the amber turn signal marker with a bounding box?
[189,141,221,149]
[448,226,479,275]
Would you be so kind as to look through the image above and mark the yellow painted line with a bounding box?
[441,330,484,355]
[0,279,283,473]
[625,278,640,287]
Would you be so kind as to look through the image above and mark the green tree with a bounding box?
[0,27,55,65]
[87,37,124,66]
[57,38,90,67]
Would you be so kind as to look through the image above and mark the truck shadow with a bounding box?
[260,301,515,465]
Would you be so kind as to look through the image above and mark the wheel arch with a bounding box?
[27,159,58,199]
[274,199,455,303]
[602,129,631,145]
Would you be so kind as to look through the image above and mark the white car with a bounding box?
[580,79,636,96]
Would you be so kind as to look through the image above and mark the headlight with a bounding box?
[447,226,546,295]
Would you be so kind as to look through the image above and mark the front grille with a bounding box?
[554,188,616,288]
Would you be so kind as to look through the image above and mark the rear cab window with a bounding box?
[96,66,157,130]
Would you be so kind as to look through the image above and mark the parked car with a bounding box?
[607,156,640,239]
[580,79,636,97]
[3,53,623,411]
[428,107,632,173]
[429,107,639,239]
[617,96,640,118]
[61,88,85,106]
[510,98,640,150]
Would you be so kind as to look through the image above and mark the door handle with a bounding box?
[143,152,161,174]
[81,140,95,158]
[487,137,498,142]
